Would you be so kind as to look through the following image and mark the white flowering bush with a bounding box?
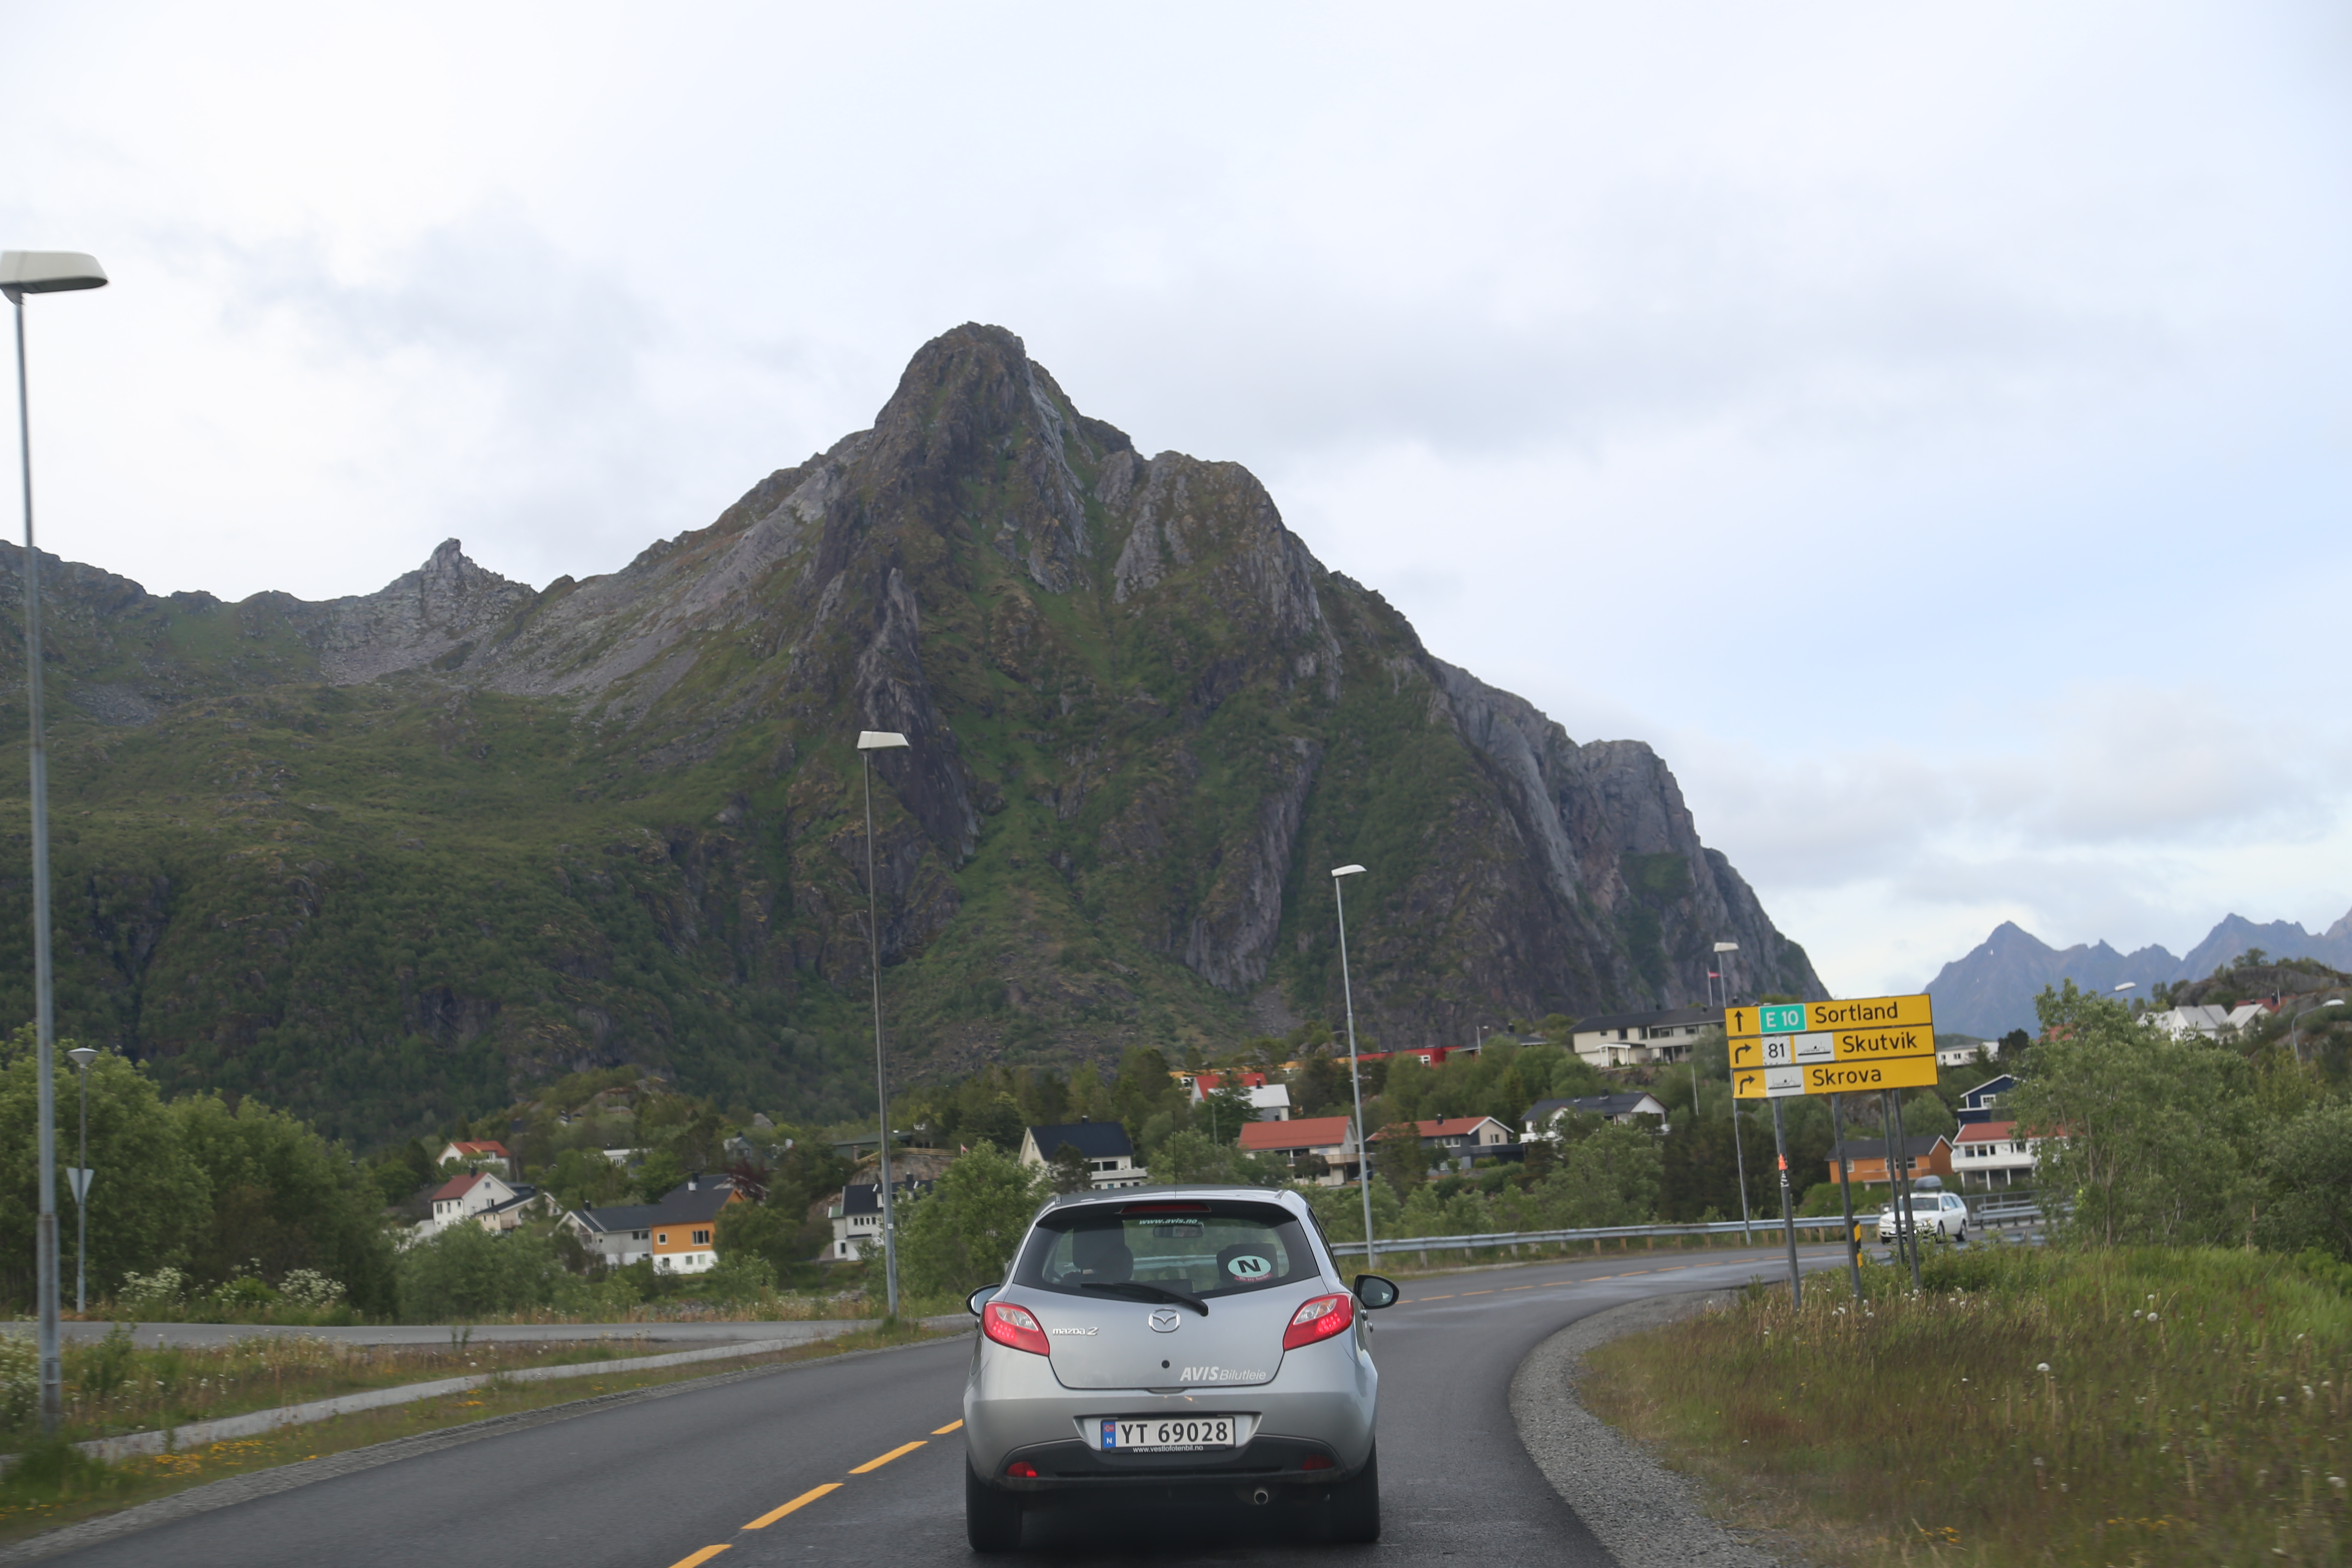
[116,1266,188,1314]
[0,1331,38,1427]
[276,1270,346,1310]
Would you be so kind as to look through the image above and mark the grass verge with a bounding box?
[24,1325,804,1453]
[1580,1246,2350,1567]
[0,1320,954,1547]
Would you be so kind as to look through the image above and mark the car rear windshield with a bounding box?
[1011,1200,1320,1301]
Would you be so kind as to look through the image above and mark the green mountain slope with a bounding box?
[0,325,1821,1145]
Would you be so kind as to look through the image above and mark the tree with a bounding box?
[1293,1054,1343,1117]
[171,1092,399,1315]
[634,1148,685,1204]
[1198,1080,1256,1146]
[1550,1121,1663,1228]
[1111,1049,1181,1151]
[2011,981,2262,1248]
[1047,1141,1091,1194]
[714,1197,815,1279]
[1145,1129,1288,1188]
[896,1143,1045,1302]
[397,1222,560,1321]
[2254,1102,2352,1262]
[0,1038,209,1311]
[1898,1091,1957,1141]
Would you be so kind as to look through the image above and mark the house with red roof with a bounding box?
[437,1139,513,1176]
[1238,1115,1359,1185]
[1953,1120,2043,1190]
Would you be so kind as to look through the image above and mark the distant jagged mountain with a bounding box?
[1925,910,2352,1038]
[0,324,1823,1144]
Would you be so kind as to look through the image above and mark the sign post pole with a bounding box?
[1887,1089,1921,1292]
[1828,1093,1862,1298]
[1768,1098,1801,1308]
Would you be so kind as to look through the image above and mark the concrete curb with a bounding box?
[12,1314,968,1468]
[1510,1289,1798,1568]
[0,1329,974,1566]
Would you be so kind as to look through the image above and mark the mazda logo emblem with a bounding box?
[1148,1309,1181,1333]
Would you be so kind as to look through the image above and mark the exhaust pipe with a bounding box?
[1248,1486,1273,1507]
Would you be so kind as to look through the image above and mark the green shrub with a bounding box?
[395,1225,560,1322]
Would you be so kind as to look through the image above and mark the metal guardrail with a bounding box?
[1323,1196,2054,1262]
[1328,1216,1855,1260]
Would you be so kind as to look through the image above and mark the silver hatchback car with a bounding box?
[961,1184,1398,1552]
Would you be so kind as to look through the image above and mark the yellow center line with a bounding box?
[1411,1294,1455,1302]
[1461,1290,1494,1296]
[1502,1284,1536,1291]
[743,1484,842,1530]
[667,1547,730,1568]
[850,1440,927,1473]
[932,1419,965,1435]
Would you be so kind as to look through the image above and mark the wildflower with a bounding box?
[2145,1313,2158,1323]
[2037,1363,2051,1373]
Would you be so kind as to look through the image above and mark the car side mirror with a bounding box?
[967,1285,999,1317]
[1352,1274,1399,1309]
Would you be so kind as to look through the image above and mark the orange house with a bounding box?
[646,1178,742,1274]
[1824,1134,1954,1186]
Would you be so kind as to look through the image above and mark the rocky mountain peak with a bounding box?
[0,325,1825,1139]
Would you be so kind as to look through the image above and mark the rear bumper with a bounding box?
[962,1328,1378,1486]
[983,1434,1362,1494]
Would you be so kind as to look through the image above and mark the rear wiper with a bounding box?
[1077,1281,1210,1317]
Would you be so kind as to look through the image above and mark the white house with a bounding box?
[1522,1093,1671,1139]
[2144,1003,2272,1040]
[415,1170,518,1240]
[827,1178,931,1260]
[1953,1120,2043,1190]
[1017,1122,1145,1188]
[1568,1007,1716,1069]
[562,1204,656,1267]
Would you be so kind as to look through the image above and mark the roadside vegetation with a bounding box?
[1584,1246,2349,1567]
[1579,975,2352,1568]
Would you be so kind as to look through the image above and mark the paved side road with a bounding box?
[31,1247,1849,1567]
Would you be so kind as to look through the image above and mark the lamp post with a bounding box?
[6,249,108,1434]
[66,1047,94,1313]
[1712,942,1751,1242]
[856,729,910,1317]
[2290,998,2345,1065]
[1332,864,1376,1271]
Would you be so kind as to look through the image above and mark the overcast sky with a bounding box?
[5,3,2348,998]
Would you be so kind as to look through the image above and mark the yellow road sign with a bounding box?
[1734,1053,1940,1099]
[1724,994,1934,1039]
[1728,1023,1939,1070]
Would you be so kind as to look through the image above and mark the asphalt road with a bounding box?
[48,1244,1850,1567]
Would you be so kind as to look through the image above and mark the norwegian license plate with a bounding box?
[1100,1416,1234,1452]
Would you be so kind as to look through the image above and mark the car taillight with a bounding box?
[982,1301,1050,1356]
[1282,1292,1355,1351]
[1005,1461,1039,1478]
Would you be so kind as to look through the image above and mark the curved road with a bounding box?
[47,1246,1848,1566]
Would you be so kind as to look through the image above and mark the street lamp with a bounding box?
[856,729,910,1317]
[6,249,109,1433]
[1331,865,1376,1271]
[1712,942,1751,1242]
[2290,998,2345,1065]
[66,1047,95,1314]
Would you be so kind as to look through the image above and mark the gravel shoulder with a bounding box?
[1510,1289,1804,1568]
